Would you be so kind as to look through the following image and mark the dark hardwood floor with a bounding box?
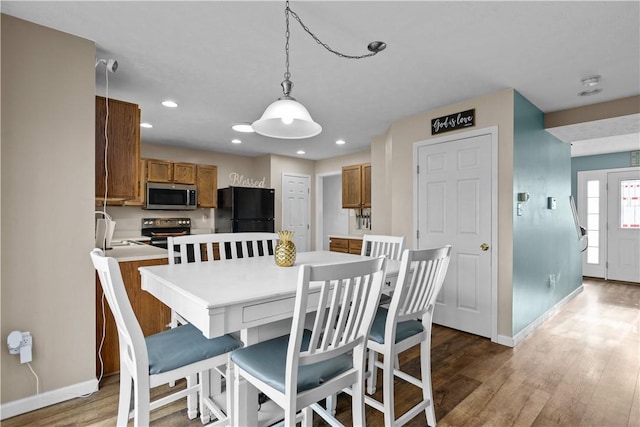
[3,279,638,426]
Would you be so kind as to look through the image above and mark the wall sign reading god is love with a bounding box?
[431,109,475,135]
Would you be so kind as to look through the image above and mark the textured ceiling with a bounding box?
[3,1,639,159]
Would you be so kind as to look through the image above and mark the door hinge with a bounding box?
[417,230,420,239]
[417,165,420,174]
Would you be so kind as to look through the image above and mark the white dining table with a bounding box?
[138,250,400,426]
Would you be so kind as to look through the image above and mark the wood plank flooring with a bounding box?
[3,278,638,426]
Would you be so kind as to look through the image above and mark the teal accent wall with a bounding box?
[571,152,634,202]
[512,91,583,335]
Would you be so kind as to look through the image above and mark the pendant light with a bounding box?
[252,1,386,140]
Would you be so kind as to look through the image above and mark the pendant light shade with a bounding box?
[252,97,322,139]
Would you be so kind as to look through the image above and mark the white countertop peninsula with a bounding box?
[104,242,168,262]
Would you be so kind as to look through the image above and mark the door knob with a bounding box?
[480,243,489,251]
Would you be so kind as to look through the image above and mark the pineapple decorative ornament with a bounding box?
[275,230,296,267]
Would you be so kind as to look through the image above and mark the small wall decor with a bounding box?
[431,109,475,135]
[229,172,266,188]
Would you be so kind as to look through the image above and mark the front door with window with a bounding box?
[607,169,640,282]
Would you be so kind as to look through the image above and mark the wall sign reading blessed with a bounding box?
[229,172,266,188]
[431,109,475,135]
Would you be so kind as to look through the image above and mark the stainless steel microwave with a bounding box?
[146,182,197,210]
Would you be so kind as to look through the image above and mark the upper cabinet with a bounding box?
[197,165,218,208]
[95,96,140,201]
[342,163,371,209]
[146,159,197,185]
[173,162,197,184]
[146,159,173,183]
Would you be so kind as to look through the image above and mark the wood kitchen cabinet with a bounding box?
[96,257,170,376]
[146,159,197,185]
[123,158,147,206]
[95,96,140,201]
[146,159,173,183]
[329,237,362,255]
[197,164,218,208]
[342,163,371,209]
[173,162,197,184]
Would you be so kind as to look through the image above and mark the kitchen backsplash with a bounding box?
[104,206,214,238]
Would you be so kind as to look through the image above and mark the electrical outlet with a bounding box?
[21,334,32,348]
[7,331,33,363]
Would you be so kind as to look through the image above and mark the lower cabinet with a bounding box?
[95,257,170,376]
[329,237,362,255]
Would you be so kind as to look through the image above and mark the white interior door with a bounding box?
[607,169,640,282]
[282,173,310,252]
[416,130,494,338]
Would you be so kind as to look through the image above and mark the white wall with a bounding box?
[1,15,97,410]
[322,175,349,249]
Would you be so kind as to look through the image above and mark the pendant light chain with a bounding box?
[284,1,291,82]
[285,2,381,60]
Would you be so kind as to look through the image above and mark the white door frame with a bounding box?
[412,126,499,343]
[314,171,344,251]
[577,166,640,280]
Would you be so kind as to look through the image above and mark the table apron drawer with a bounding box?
[242,292,321,324]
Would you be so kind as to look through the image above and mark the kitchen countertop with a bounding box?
[104,241,168,262]
[328,235,364,240]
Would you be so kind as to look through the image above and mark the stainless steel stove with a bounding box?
[141,218,191,249]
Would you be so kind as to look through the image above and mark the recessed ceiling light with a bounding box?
[579,88,603,97]
[232,123,255,133]
[581,75,601,87]
[336,139,346,145]
[140,122,153,128]
[232,139,242,144]
[162,100,178,108]
[297,150,306,155]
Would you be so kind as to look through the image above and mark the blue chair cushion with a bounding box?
[230,330,352,394]
[146,323,242,375]
[369,307,424,344]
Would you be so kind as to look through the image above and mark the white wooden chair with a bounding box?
[365,246,452,427]
[361,234,406,260]
[361,234,406,307]
[230,256,387,427]
[90,249,242,426]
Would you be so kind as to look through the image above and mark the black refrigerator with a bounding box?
[214,187,275,233]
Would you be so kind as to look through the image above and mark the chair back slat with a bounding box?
[392,246,451,325]
[288,257,386,371]
[361,235,406,261]
[168,232,278,264]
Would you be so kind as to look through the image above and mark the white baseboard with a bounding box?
[507,285,584,348]
[496,334,515,347]
[0,378,99,420]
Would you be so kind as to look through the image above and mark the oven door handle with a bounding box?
[150,231,188,237]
